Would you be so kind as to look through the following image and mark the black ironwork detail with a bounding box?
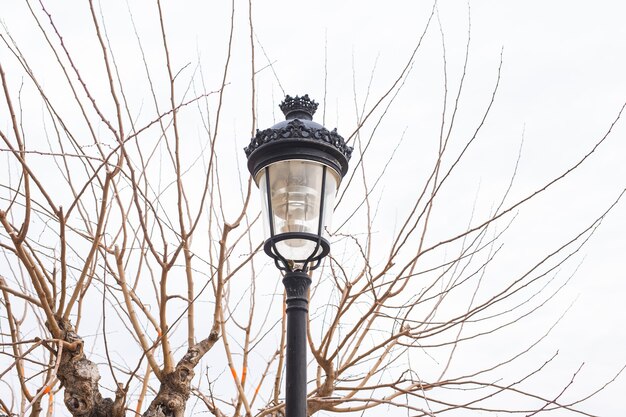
[279,94,319,119]
[282,271,312,301]
[244,119,353,160]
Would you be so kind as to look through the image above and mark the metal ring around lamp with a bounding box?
[263,232,331,266]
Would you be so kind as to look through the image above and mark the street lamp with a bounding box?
[244,95,352,417]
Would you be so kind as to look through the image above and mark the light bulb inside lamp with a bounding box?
[272,184,319,247]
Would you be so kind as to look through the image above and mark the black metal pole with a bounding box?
[282,270,311,417]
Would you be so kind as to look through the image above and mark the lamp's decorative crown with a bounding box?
[244,94,352,177]
[279,94,318,120]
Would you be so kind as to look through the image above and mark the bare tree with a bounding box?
[1,2,624,417]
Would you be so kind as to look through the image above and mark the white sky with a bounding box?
[1,1,626,415]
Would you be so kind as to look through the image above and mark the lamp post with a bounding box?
[244,95,352,417]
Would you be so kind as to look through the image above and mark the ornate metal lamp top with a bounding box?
[279,94,318,120]
[244,94,352,177]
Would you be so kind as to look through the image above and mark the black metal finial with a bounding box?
[279,95,318,120]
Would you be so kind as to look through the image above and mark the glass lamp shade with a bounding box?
[256,160,339,264]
